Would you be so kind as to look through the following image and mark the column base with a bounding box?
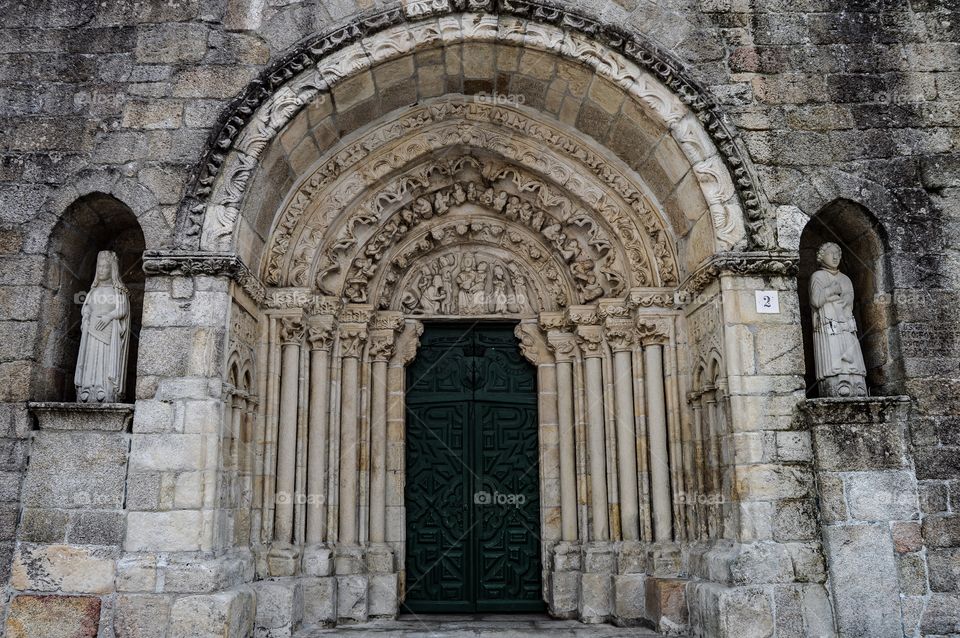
[580,542,615,623]
[547,541,581,618]
[302,543,334,576]
[267,542,302,577]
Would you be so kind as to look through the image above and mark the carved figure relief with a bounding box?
[75,251,131,404]
[810,242,867,397]
[397,248,539,317]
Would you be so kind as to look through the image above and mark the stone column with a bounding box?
[545,327,579,543]
[337,321,367,549]
[604,316,640,542]
[305,317,335,546]
[575,319,609,542]
[367,313,402,546]
[572,305,613,624]
[274,319,303,538]
[334,307,371,625]
[639,321,672,542]
[270,316,304,575]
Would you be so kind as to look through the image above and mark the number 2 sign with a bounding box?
[755,290,780,314]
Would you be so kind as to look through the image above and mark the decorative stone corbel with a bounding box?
[393,320,425,367]
[515,322,553,366]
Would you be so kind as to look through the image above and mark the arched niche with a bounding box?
[799,198,901,395]
[36,193,145,402]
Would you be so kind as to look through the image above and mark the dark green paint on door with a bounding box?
[403,323,544,613]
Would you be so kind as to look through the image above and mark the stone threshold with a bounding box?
[296,614,672,636]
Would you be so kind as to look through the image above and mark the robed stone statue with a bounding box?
[75,251,131,403]
[809,242,867,397]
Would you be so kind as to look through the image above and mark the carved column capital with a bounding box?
[597,299,631,320]
[539,310,570,332]
[370,311,404,332]
[567,304,600,327]
[368,311,405,362]
[636,317,671,346]
[338,324,368,359]
[339,304,373,324]
[310,295,342,316]
[278,316,305,345]
[575,324,605,358]
[368,331,396,362]
[603,317,635,353]
[306,315,336,351]
[515,323,553,366]
[546,331,578,363]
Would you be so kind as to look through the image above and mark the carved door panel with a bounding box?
[403,324,544,613]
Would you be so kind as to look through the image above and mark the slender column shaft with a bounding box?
[611,348,639,541]
[306,338,332,543]
[368,357,389,543]
[583,353,609,541]
[644,344,672,542]
[339,354,361,544]
[275,328,302,544]
[556,358,578,541]
[691,401,707,540]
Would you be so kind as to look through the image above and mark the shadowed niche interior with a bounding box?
[37,193,145,402]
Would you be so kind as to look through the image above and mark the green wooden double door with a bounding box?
[403,323,545,613]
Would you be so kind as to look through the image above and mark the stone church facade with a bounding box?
[1,1,957,636]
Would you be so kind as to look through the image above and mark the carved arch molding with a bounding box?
[176,1,772,257]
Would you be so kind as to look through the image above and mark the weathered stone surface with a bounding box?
[644,577,688,633]
[301,577,336,627]
[843,470,919,521]
[113,594,170,638]
[10,544,116,594]
[252,579,303,634]
[5,594,101,638]
[822,524,902,637]
[807,408,910,472]
[168,587,255,638]
[21,431,128,509]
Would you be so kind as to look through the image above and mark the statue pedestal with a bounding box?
[28,401,134,432]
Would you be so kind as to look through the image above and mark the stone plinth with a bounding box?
[803,396,919,638]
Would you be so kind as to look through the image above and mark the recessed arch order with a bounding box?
[176,5,769,301]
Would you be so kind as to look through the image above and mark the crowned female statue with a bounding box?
[75,251,131,403]
[809,242,867,397]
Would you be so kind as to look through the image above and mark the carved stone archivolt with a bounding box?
[262,109,682,299]
[182,8,764,254]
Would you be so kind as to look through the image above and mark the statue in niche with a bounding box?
[75,250,130,403]
[810,242,868,397]
[491,264,509,314]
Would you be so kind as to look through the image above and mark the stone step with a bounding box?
[295,614,678,637]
